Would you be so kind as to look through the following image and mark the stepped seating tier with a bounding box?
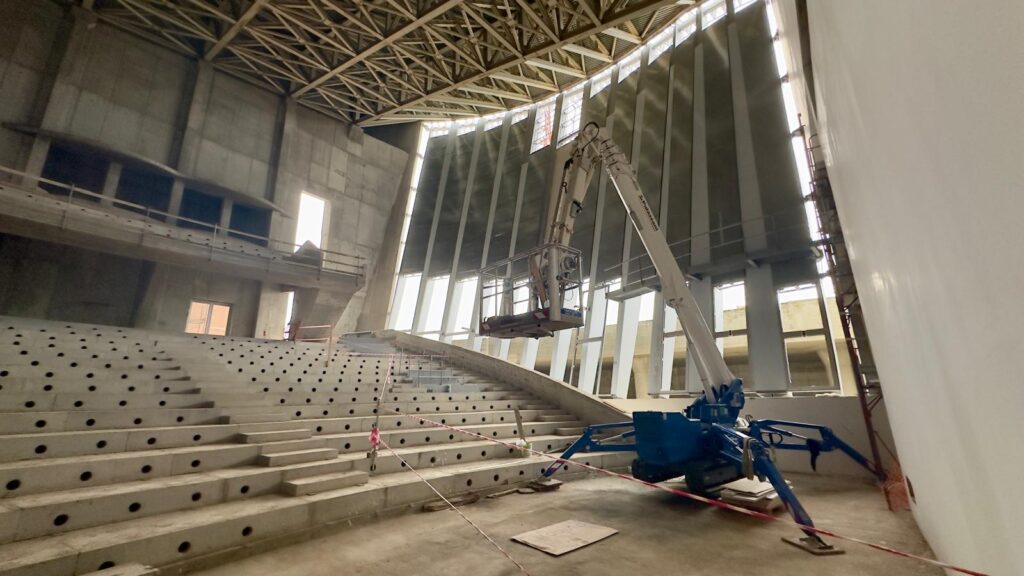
[0,316,627,575]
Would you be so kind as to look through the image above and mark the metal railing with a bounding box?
[0,165,365,278]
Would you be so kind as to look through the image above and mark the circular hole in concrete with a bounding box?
[34,445,47,454]
[34,420,46,429]
[141,465,152,474]
[193,434,202,442]
[240,485,250,494]
[129,502,141,513]
[6,479,20,491]
[177,541,191,554]
[96,440,107,449]
[86,419,96,427]
[456,453,462,460]
[133,418,142,425]
[80,471,92,482]
[98,561,116,570]
[493,475,499,482]
[466,479,472,487]
[147,438,156,445]
[190,460,200,468]
[191,492,202,502]
[53,514,69,526]
[242,526,253,537]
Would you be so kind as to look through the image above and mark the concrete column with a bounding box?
[577,68,618,395]
[19,7,90,184]
[745,266,790,391]
[168,179,185,225]
[100,162,122,206]
[175,61,216,176]
[686,28,714,394]
[548,330,571,381]
[469,116,512,351]
[610,296,641,398]
[649,44,680,396]
[578,287,608,395]
[21,137,51,186]
[519,338,538,370]
[729,16,790,391]
[218,197,233,233]
[658,308,678,395]
[685,279,715,393]
[411,125,456,333]
[816,278,846,393]
[440,121,484,343]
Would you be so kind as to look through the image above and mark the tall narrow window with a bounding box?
[295,192,326,250]
[702,0,728,29]
[530,100,556,153]
[185,301,231,336]
[557,88,584,146]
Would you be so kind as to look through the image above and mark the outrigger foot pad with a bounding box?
[782,536,845,556]
[528,478,563,492]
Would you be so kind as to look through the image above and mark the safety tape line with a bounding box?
[377,437,532,575]
[392,411,987,576]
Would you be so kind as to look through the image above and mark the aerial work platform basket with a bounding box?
[478,244,584,339]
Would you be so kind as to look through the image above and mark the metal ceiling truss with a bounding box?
[86,0,696,125]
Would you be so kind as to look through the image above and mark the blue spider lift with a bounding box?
[483,124,883,555]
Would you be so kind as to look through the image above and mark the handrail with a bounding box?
[0,164,365,275]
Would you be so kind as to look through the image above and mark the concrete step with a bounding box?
[280,457,357,481]
[258,438,326,455]
[239,429,311,444]
[281,470,368,496]
[555,427,585,436]
[222,412,290,424]
[80,562,157,575]
[256,448,338,467]
[538,414,573,422]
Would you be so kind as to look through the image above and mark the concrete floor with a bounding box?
[191,473,940,576]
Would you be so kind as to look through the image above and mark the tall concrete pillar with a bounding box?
[168,180,185,224]
[218,197,233,233]
[440,121,484,343]
[729,11,790,392]
[411,125,456,334]
[175,60,216,176]
[685,22,716,395]
[610,296,641,398]
[100,162,121,206]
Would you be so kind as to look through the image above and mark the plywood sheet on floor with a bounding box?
[512,520,617,556]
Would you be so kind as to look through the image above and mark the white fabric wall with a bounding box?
[806,1,1023,574]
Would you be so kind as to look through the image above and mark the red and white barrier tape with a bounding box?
[378,437,532,575]
[388,411,987,576]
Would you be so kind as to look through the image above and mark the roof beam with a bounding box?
[601,27,642,44]
[492,72,557,90]
[458,85,533,102]
[561,42,613,63]
[293,0,464,97]
[361,0,680,123]
[526,58,587,78]
[362,0,679,123]
[204,0,269,61]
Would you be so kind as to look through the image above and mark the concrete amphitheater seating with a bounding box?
[0,316,630,575]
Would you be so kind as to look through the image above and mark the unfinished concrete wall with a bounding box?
[805,1,1023,573]
[41,14,191,165]
[0,0,62,169]
[0,233,148,326]
[0,3,412,339]
[134,263,261,337]
[178,70,277,198]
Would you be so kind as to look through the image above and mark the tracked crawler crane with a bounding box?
[479,123,878,554]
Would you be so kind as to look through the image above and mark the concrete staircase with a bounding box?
[0,316,630,575]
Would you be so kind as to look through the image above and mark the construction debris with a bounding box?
[527,477,563,492]
[422,493,480,512]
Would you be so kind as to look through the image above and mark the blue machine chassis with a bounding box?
[541,380,878,553]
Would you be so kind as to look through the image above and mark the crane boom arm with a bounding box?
[546,124,736,402]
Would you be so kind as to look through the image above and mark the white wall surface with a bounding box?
[807,1,1024,574]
